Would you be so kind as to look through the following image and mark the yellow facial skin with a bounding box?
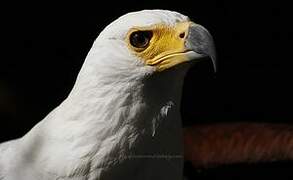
[126,22,192,72]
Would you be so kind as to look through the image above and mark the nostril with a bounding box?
[179,32,185,39]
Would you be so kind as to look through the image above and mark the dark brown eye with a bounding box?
[129,31,153,49]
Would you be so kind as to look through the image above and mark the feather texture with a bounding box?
[0,10,190,180]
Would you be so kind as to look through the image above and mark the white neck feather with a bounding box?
[19,41,189,178]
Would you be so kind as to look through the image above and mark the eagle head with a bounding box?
[80,10,216,83]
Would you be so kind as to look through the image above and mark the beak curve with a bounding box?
[185,23,217,72]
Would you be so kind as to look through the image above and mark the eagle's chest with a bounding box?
[96,115,183,180]
[83,105,184,180]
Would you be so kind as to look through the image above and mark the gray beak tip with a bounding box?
[187,23,217,73]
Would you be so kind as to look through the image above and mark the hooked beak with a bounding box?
[185,23,217,72]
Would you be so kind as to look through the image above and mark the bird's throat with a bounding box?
[25,65,188,177]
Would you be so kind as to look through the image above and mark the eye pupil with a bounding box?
[130,31,153,49]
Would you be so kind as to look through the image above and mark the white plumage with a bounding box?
[0,10,215,180]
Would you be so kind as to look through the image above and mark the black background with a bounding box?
[1,1,293,179]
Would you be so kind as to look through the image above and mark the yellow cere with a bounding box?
[126,22,191,71]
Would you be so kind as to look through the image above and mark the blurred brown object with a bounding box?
[184,123,293,168]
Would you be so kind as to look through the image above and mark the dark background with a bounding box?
[1,1,293,179]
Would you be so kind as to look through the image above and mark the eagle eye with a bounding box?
[129,31,153,49]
